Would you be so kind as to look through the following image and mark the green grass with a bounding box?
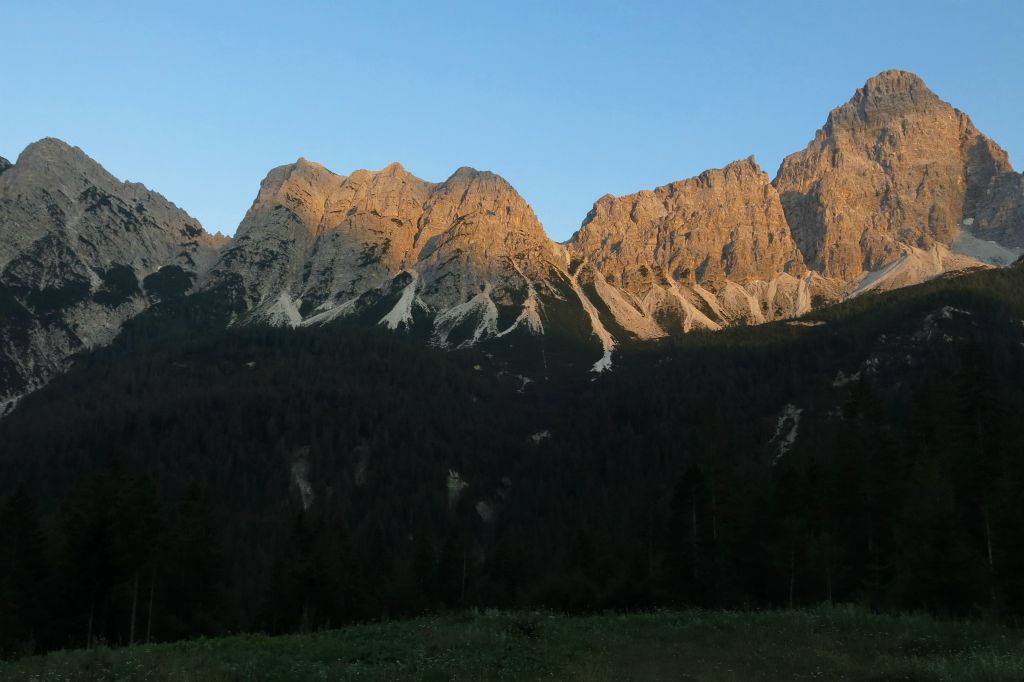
[4,607,1024,681]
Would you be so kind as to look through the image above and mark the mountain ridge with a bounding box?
[2,69,1023,404]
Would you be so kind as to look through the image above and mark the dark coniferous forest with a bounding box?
[2,262,1024,658]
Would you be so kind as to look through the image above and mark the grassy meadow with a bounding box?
[2,606,1023,681]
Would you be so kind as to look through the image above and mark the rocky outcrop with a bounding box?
[213,159,431,310]
[570,157,805,287]
[215,65,1023,376]
[564,158,829,334]
[4,68,1024,399]
[414,167,564,310]
[966,171,1024,249]
[211,159,565,336]
[774,69,1014,281]
[0,138,225,404]
[0,157,11,175]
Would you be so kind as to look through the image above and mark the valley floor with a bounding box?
[2,607,1023,681]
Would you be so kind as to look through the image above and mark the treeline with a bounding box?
[2,265,1024,657]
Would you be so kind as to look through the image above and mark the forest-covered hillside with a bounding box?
[2,263,1024,657]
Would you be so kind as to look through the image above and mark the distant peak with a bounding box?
[820,69,942,134]
[445,166,504,186]
[862,68,929,94]
[450,165,483,178]
[381,161,407,174]
[19,137,84,162]
[27,136,75,151]
[294,157,327,170]
[721,155,762,174]
[15,137,114,182]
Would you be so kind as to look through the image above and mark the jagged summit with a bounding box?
[18,136,82,158]
[861,68,929,95]
[446,165,499,182]
[10,137,118,188]
[213,155,561,321]
[774,70,1015,279]
[570,155,804,285]
[821,69,949,136]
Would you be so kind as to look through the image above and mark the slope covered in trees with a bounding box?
[2,263,1024,656]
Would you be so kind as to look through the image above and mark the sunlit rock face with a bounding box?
[774,69,1015,281]
[5,68,1024,401]
[565,157,823,332]
[210,159,565,325]
[570,157,805,287]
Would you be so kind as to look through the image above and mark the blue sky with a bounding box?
[2,1,1022,240]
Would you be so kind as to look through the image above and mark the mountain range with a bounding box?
[4,68,1024,653]
[2,68,1023,407]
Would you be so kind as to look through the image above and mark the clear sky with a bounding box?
[2,0,1022,240]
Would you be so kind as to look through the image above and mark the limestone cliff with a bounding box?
[774,69,1014,280]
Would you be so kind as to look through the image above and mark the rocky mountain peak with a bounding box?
[774,70,1015,280]
[570,156,804,288]
[6,69,1024,401]
[380,161,408,175]
[858,68,931,101]
[18,136,86,161]
[7,138,118,198]
[215,157,560,316]
[0,137,225,403]
[822,70,939,133]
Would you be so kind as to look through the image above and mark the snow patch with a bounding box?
[770,404,803,464]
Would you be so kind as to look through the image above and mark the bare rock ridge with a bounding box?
[209,157,566,342]
[968,170,1024,248]
[570,157,804,286]
[774,69,1016,280]
[564,157,829,334]
[3,68,1024,401]
[0,138,226,406]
